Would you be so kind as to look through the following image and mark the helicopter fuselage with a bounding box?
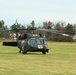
[18,37,49,54]
[3,33,49,54]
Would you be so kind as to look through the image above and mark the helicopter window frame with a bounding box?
[21,40,26,46]
[28,38,36,45]
[40,38,46,45]
[28,38,46,45]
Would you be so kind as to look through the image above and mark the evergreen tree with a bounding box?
[64,23,75,35]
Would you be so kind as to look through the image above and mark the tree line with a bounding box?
[0,20,76,42]
[42,21,76,42]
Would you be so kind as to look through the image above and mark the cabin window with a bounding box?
[29,39,36,45]
[29,38,46,45]
[21,40,26,46]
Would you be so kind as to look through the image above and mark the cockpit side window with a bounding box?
[21,40,26,47]
[36,39,46,44]
[29,38,46,45]
[29,39,36,45]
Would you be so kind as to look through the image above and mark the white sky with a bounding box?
[0,0,76,26]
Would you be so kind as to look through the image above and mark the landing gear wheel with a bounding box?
[22,50,27,54]
[22,46,27,54]
[42,50,46,54]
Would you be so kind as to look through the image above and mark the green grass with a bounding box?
[0,42,76,75]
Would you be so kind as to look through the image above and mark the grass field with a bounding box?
[0,42,76,75]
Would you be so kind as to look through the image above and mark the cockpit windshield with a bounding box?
[29,38,46,45]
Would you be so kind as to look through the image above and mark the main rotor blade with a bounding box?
[37,29,73,37]
[6,28,36,32]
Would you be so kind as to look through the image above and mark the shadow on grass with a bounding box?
[0,51,44,55]
[26,52,44,55]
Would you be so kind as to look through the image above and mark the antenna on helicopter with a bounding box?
[13,19,19,42]
[30,20,36,33]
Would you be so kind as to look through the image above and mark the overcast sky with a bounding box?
[0,0,76,26]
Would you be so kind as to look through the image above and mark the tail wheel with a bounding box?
[42,50,46,54]
[22,46,27,54]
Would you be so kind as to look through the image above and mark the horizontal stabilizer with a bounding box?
[3,42,17,46]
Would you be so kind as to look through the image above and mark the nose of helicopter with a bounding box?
[37,45,43,49]
[29,44,48,53]
[30,44,46,49]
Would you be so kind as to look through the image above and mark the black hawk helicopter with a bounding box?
[1,21,73,54]
[2,28,49,54]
